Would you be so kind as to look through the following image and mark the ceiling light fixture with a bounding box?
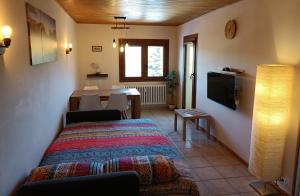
[120,45,124,52]
[111,16,130,52]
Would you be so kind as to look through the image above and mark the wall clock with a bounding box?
[225,20,237,39]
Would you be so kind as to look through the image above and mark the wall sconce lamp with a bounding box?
[0,25,13,55]
[112,39,116,48]
[66,43,73,54]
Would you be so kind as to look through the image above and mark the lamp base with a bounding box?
[250,181,281,196]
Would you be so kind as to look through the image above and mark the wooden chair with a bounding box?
[111,85,125,89]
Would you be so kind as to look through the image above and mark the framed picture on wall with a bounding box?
[92,46,102,52]
[26,3,58,65]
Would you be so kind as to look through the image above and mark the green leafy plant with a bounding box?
[165,70,178,104]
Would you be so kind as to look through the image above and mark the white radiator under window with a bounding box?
[125,84,167,105]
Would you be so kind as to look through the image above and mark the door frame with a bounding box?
[182,33,198,109]
[292,119,300,196]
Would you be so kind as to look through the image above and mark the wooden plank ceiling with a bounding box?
[56,0,241,26]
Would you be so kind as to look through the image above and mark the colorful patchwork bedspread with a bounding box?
[40,119,199,196]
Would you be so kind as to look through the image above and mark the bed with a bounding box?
[19,110,199,196]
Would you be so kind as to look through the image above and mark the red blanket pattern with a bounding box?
[38,119,199,195]
[41,119,180,166]
[29,155,179,185]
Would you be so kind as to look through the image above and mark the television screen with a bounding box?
[207,72,236,110]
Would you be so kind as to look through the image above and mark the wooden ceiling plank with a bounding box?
[56,0,241,26]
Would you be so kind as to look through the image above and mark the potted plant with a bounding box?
[165,70,178,110]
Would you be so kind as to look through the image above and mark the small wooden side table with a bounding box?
[174,109,211,141]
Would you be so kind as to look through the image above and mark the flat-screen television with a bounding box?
[207,72,237,110]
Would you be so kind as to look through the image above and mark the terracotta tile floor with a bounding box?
[140,108,260,196]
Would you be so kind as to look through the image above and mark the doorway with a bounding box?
[295,152,300,196]
[182,34,198,109]
[293,119,300,196]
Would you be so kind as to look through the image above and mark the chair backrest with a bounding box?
[79,94,102,111]
[83,85,99,90]
[106,93,128,111]
[111,85,125,89]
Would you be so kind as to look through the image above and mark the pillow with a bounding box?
[27,155,180,185]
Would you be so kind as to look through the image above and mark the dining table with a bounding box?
[69,88,141,119]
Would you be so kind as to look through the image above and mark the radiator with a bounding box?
[125,84,167,105]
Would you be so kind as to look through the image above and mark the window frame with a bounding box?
[119,39,169,82]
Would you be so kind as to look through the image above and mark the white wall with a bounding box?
[76,24,177,89]
[177,0,300,193]
[0,0,79,195]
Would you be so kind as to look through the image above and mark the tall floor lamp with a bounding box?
[249,64,294,195]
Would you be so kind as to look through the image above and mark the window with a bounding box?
[125,46,142,77]
[119,39,169,82]
[148,46,164,77]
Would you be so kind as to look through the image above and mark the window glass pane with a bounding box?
[125,46,142,77]
[148,46,164,77]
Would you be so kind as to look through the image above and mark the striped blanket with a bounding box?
[40,119,199,195]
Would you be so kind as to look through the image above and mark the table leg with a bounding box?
[131,95,141,119]
[206,117,211,138]
[183,119,186,141]
[69,97,79,111]
[196,119,199,130]
[174,113,177,132]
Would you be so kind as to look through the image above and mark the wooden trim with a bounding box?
[182,34,198,109]
[143,43,148,80]
[182,44,187,108]
[210,134,289,195]
[192,36,198,108]
[119,39,169,82]
[292,119,300,196]
[209,134,248,166]
[211,127,298,196]
[184,34,198,43]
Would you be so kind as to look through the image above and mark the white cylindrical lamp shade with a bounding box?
[249,64,294,181]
